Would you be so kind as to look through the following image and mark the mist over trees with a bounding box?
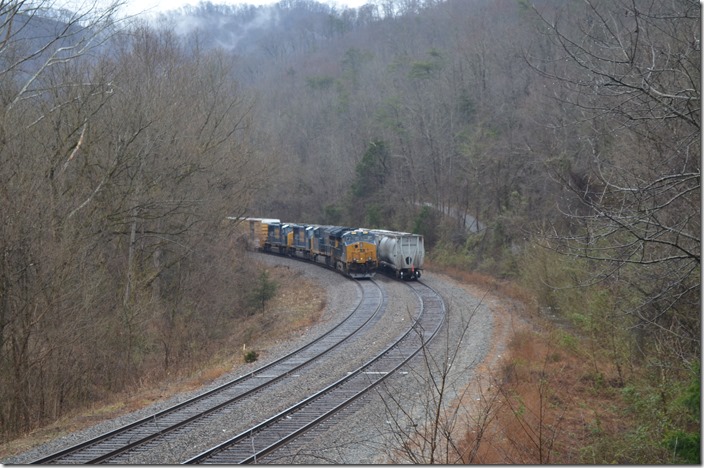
[1,0,699,463]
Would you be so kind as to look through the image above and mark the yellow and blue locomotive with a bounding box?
[313,226,377,278]
[242,218,377,279]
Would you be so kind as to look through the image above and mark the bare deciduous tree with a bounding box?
[526,0,700,371]
[374,298,492,464]
[0,3,267,438]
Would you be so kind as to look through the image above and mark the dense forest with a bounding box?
[0,0,700,463]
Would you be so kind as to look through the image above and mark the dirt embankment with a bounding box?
[434,264,630,464]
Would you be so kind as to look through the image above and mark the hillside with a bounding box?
[0,0,700,463]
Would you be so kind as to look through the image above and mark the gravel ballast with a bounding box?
[4,255,500,465]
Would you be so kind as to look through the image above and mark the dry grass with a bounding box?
[422,259,631,464]
[0,263,325,460]
[1,260,632,464]
[261,265,327,339]
[452,280,632,465]
[424,259,539,315]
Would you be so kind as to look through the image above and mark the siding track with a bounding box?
[186,280,445,464]
[31,280,386,464]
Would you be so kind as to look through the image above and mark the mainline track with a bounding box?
[32,280,386,465]
[185,280,445,464]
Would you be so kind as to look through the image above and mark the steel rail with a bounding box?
[184,280,445,464]
[32,279,386,464]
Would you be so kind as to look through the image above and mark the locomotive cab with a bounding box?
[340,229,378,278]
[322,227,377,278]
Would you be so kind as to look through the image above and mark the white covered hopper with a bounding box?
[371,230,424,280]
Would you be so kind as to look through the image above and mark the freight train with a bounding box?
[238,218,424,280]
[242,218,378,279]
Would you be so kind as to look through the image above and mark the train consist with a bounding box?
[240,218,424,280]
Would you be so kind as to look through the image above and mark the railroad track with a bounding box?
[185,280,445,464]
[32,280,387,465]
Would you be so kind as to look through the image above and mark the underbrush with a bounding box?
[429,249,700,464]
[459,326,639,463]
[0,263,326,460]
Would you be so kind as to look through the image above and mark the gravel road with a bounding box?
[4,255,503,465]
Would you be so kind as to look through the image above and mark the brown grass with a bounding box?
[0,263,325,461]
[424,259,538,315]
[449,273,632,465]
[2,260,632,464]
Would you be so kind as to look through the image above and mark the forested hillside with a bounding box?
[1,0,700,463]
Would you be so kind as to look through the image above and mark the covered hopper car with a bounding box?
[371,229,424,280]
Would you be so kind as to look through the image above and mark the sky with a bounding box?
[117,0,372,17]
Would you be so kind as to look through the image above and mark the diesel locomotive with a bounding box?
[239,218,424,281]
[242,218,378,279]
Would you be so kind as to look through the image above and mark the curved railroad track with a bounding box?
[32,280,387,465]
[185,280,445,464]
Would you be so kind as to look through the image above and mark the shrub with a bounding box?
[243,350,258,363]
[247,270,278,313]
